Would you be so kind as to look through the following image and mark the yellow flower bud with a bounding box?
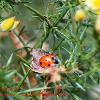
[85,0,100,14]
[74,9,86,22]
[95,16,100,33]
[0,16,20,31]
[0,17,15,31]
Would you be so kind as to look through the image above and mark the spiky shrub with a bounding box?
[0,0,100,100]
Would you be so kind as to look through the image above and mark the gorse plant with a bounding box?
[0,0,100,100]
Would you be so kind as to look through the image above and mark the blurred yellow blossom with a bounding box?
[74,9,86,22]
[85,0,100,14]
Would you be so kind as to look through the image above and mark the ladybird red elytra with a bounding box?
[31,49,59,73]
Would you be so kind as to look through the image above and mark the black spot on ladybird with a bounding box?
[40,62,42,65]
[48,64,50,66]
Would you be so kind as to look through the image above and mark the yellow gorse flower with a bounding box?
[74,9,86,22]
[85,0,100,14]
[0,16,20,31]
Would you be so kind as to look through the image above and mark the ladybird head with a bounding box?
[39,54,59,68]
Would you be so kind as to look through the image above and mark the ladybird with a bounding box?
[39,54,59,68]
[31,49,59,73]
